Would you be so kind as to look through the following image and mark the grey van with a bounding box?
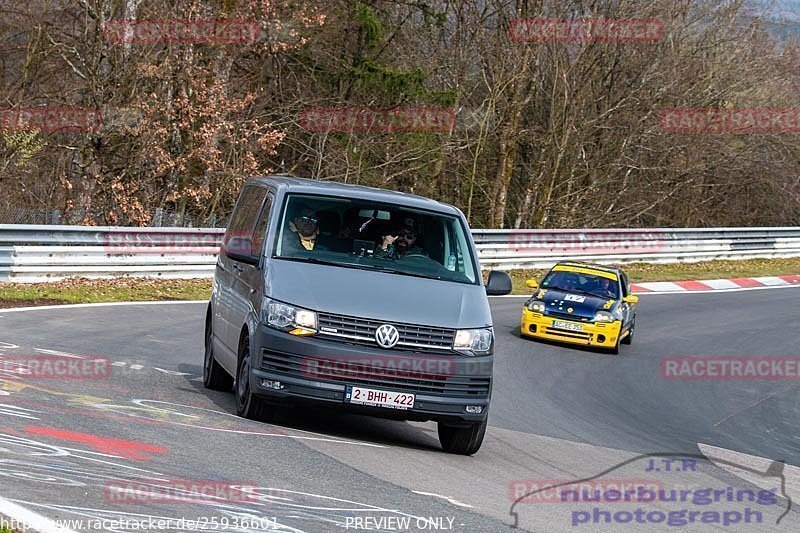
[204,176,512,454]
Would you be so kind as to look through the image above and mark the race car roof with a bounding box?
[551,261,621,280]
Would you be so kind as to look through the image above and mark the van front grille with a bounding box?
[316,312,456,352]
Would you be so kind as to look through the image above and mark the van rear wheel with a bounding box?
[235,337,274,422]
[438,419,487,455]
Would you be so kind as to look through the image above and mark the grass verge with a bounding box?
[0,278,212,308]
[0,257,798,307]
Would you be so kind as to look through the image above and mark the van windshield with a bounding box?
[273,194,479,285]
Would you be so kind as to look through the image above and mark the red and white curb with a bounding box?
[631,275,800,294]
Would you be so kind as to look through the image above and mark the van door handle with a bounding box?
[232,263,244,272]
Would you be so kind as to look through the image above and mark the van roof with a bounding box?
[247,175,461,215]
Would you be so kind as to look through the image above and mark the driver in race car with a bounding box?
[594,277,616,298]
[375,217,429,260]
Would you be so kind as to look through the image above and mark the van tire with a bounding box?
[438,419,487,455]
[204,319,233,391]
[235,335,274,422]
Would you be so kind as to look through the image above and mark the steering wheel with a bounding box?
[403,253,429,259]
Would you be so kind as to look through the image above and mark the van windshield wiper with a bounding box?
[366,266,445,281]
[277,256,445,281]
[276,256,345,268]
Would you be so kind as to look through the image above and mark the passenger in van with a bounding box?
[375,217,429,259]
[284,204,328,253]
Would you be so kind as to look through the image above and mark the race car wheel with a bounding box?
[621,319,635,345]
[609,336,621,355]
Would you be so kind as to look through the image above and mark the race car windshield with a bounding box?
[272,193,480,285]
[541,270,620,299]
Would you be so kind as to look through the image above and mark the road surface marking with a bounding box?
[153,367,191,376]
[411,490,473,508]
[34,348,86,359]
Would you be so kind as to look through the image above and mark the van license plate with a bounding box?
[552,320,583,331]
[345,386,415,410]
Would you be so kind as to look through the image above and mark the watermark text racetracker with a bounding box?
[506,230,667,254]
[0,108,102,133]
[661,356,800,380]
[509,18,664,43]
[661,109,800,133]
[0,356,110,379]
[301,354,490,381]
[300,107,455,133]
[104,479,260,504]
[509,479,664,504]
[104,19,261,44]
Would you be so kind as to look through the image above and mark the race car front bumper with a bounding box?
[520,309,623,348]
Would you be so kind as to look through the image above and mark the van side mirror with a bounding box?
[624,295,639,304]
[485,270,512,296]
[525,279,539,290]
[223,236,258,265]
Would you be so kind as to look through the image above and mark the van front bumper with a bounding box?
[251,325,492,424]
[520,309,622,348]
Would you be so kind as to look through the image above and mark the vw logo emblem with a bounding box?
[375,324,400,349]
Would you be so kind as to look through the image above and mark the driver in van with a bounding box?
[375,217,429,260]
[284,204,328,252]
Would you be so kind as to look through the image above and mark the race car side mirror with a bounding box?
[624,295,639,304]
[525,279,539,290]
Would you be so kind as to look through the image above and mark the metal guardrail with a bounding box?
[1,224,799,282]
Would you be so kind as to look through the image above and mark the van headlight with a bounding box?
[263,299,317,336]
[453,328,493,356]
[592,310,616,323]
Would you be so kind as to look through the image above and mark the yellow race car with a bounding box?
[520,262,638,354]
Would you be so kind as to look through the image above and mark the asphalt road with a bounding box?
[0,287,799,532]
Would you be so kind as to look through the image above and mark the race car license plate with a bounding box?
[552,320,583,332]
[345,386,415,410]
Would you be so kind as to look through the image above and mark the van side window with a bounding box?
[224,186,266,257]
[251,194,273,256]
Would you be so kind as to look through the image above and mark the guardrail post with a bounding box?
[50,209,61,225]
[152,208,163,227]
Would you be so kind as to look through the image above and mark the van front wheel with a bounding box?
[235,338,275,422]
[204,321,233,391]
[438,419,487,455]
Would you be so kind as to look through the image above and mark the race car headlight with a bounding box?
[593,310,616,323]
[453,328,493,355]
[263,299,317,336]
[526,300,546,313]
